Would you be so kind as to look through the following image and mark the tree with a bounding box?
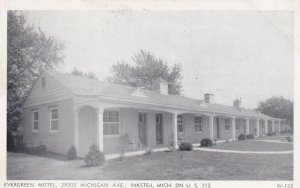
[7,11,64,131]
[108,50,183,95]
[256,96,293,130]
[71,67,98,80]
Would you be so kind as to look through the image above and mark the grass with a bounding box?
[7,140,293,180]
[256,133,293,142]
[211,140,293,151]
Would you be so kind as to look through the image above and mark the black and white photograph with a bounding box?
[1,0,298,186]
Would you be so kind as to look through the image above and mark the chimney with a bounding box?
[233,98,242,108]
[151,78,168,95]
[204,93,214,104]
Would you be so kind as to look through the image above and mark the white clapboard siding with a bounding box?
[23,72,73,107]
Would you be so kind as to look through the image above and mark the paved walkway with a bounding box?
[194,147,293,154]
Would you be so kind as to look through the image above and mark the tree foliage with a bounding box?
[71,67,98,80]
[256,96,293,129]
[108,50,183,95]
[7,11,64,130]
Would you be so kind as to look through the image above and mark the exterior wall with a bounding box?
[103,108,138,155]
[268,121,273,132]
[182,114,210,144]
[103,109,173,155]
[162,113,173,146]
[235,119,246,138]
[259,120,265,136]
[78,106,97,157]
[22,99,74,155]
[275,122,280,132]
[24,72,73,107]
[213,117,233,141]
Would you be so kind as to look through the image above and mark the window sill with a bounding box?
[50,130,59,133]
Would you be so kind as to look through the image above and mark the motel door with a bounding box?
[138,112,147,147]
[156,114,163,145]
[216,118,220,139]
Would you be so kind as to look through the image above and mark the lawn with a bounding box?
[255,133,293,142]
[211,140,293,151]
[7,140,293,180]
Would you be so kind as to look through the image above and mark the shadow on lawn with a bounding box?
[9,150,69,161]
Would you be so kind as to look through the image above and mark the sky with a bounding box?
[24,10,294,109]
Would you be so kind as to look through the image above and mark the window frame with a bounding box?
[177,114,184,133]
[103,109,121,138]
[225,118,230,131]
[194,115,203,132]
[50,107,59,133]
[32,110,39,133]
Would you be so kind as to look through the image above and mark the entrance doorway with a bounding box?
[216,118,220,139]
[156,114,163,145]
[138,112,147,147]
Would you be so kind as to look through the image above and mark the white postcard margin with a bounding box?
[0,0,299,188]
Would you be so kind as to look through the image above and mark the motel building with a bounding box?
[22,71,286,159]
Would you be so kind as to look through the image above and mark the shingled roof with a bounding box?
[47,71,278,119]
[47,71,209,111]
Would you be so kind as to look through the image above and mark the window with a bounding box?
[225,118,230,131]
[103,110,120,136]
[236,119,239,130]
[177,115,183,133]
[32,110,39,132]
[195,116,202,132]
[50,107,58,132]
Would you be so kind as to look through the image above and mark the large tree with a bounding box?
[7,11,64,130]
[108,50,183,95]
[256,96,293,130]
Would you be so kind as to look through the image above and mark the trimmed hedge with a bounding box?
[238,134,246,141]
[67,146,77,160]
[246,134,254,139]
[7,132,15,151]
[286,136,293,142]
[84,144,105,166]
[24,144,47,155]
[179,142,193,151]
[266,132,276,136]
[200,138,213,147]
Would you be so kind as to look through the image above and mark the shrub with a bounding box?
[118,150,125,161]
[84,144,105,166]
[200,138,213,147]
[144,148,153,155]
[238,134,246,141]
[179,142,193,151]
[24,144,47,155]
[67,146,77,160]
[15,142,25,152]
[34,145,47,155]
[266,132,276,136]
[286,136,293,142]
[7,132,15,151]
[246,134,254,139]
